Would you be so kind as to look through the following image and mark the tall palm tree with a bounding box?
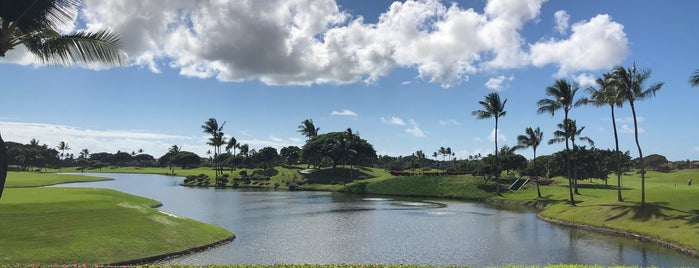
[56,141,70,171]
[225,136,239,171]
[690,69,699,87]
[201,118,226,178]
[537,79,583,206]
[297,119,319,140]
[514,127,543,198]
[585,73,625,201]
[472,92,507,193]
[238,143,249,172]
[56,141,70,158]
[0,0,126,200]
[79,148,89,159]
[611,63,664,208]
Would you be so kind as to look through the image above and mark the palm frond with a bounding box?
[690,69,699,87]
[1,0,79,33]
[24,29,126,65]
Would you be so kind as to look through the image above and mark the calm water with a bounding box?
[58,173,699,266]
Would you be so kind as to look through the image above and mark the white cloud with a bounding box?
[381,116,407,126]
[0,121,304,157]
[620,124,645,134]
[405,119,426,137]
[530,14,628,77]
[615,116,645,124]
[331,109,358,117]
[0,121,194,157]
[0,0,628,88]
[485,75,513,90]
[438,119,461,126]
[575,73,597,87]
[554,10,570,34]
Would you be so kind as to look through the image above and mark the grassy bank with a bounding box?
[0,172,233,264]
[341,174,495,200]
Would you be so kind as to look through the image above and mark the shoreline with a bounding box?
[107,234,236,266]
[485,198,698,258]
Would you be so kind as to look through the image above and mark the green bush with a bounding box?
[253,168,279,177]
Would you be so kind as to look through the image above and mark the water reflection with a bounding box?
[56,173,699,266]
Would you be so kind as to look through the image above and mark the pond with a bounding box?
[58,173,699,266]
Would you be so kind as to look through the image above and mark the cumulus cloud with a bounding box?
[485,75,513,90]
[554,10,570,34]
[405,119,426,137]
[575,73,597,87]
[331,109,358,117]
[530,14,628,77]
[1,0,629,87]
[381,116,407,126]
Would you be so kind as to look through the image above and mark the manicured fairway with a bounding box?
[4,172,111,187]
[0,173,233,264]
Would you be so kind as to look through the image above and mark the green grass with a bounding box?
[5,172,111,187]
[341,174,496,200]
[496,169,699,255]
[0,187,233,264]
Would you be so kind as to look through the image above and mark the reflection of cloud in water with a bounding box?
[363,197,392,201]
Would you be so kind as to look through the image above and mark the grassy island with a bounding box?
[0,172,233,264]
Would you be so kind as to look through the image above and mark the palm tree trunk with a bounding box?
[494,117,500,195]
[533,148,542,198]
[0,134,7,200]
[572,141,580,195]
[564,112,575,206]
[630,102,645,207]
[611,105,623,201]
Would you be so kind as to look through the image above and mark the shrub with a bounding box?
[253,168,279,177]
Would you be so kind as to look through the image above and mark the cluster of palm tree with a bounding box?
[473,63,663,207]
[201,118,252,181]
[0,0,127,200]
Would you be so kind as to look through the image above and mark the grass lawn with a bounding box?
[5,172,111,187]
[497,169,699,255]
[0,171,233,264]
[0,187,233,264]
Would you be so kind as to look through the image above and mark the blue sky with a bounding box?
[1,0,698,161]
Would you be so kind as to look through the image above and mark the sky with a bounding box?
[1,0,698,161]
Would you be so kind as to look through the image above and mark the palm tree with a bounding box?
[514,127,544,198]
[585,73,625,201]
[202,118,226,178]
[472,92,507,193]
[238,144,249,172]
[537,79,583,206]
[297,119,319,140]
[611,63,664,208]
[548,119,594,194]
[79,148,89,159]
[690,69,699,87]
[56,141,70,171]
[0,0,126,200]
[225,136,240,171]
